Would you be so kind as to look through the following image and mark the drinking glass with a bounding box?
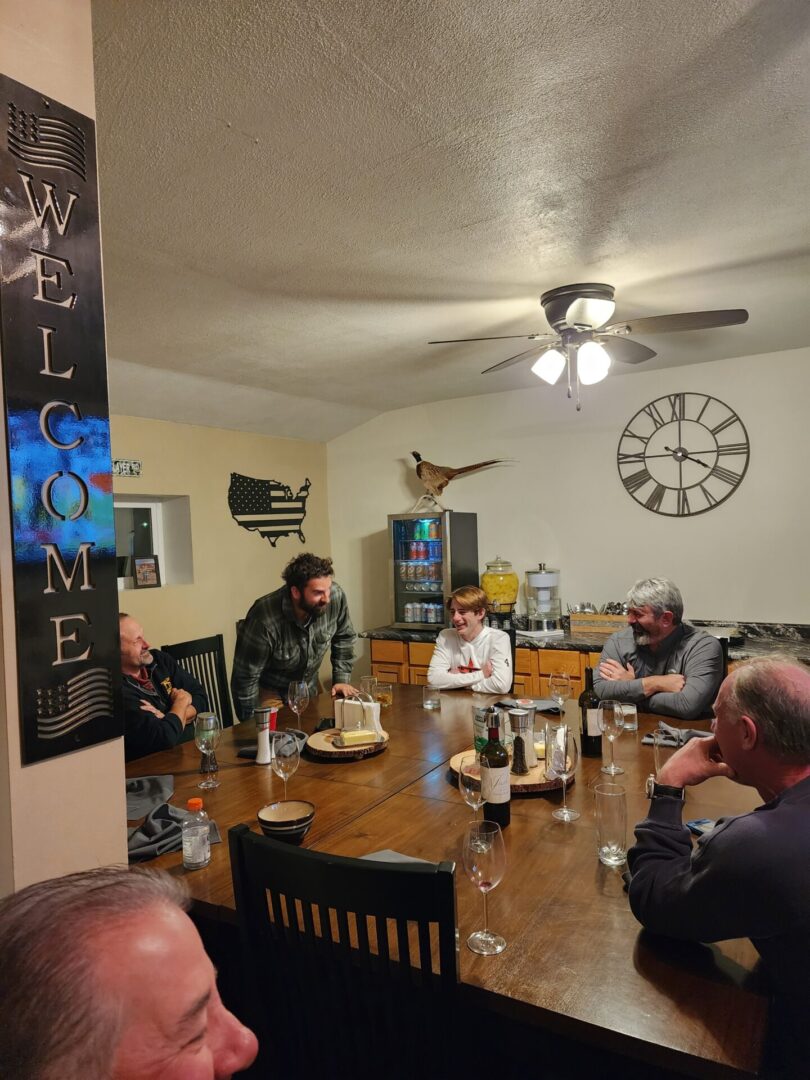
[360,675,377,697]
[194,712,222,790]
[458,755,484,821]
[287,680,310,726]
[595,783,627,866]
[653,728,679,777]
[551,726,579,822]
[462,820,507,955]
[422,684,441,710]
[271,731,300,802]
[598,699,625,776]
[548,673,571,720]
[374,682,394,708]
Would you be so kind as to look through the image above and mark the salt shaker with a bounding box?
[254,705,278,766]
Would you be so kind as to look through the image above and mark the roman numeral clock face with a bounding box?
[617,394,750,516]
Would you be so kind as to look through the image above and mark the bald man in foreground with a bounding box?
[627,658,810,1078]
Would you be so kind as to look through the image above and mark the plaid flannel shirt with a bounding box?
[231,583,356,719]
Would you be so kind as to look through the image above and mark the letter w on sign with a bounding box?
[228,473,311,547]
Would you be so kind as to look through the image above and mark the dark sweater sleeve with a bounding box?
[124,707,185,762]
[627,797,779,942]
[160,652,209,715]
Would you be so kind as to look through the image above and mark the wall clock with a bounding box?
[617,393,749,516]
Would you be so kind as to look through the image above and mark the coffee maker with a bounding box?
[524,563,562,631]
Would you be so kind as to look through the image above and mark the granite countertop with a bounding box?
[361,621,810,664]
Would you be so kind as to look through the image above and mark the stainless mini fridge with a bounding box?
[388,512,478,629]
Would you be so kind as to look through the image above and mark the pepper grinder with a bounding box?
[254,705,278,766]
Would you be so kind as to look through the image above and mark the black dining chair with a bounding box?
[228,824,459,1080]
[160,633,234,728]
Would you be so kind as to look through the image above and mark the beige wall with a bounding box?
[0,0,128,893]
[111,415,332,686]
[327,346,810,674]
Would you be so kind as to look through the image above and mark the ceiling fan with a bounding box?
[428,283,748,409]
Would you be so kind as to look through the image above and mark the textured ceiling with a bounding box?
[92,0,810,440]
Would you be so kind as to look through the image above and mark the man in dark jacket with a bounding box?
[120,613,208,761]
[628,657,810,1077]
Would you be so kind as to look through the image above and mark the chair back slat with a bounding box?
[160,634,233,727]
[229,825,458,1079]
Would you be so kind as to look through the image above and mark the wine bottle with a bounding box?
[480,724,511,827]
[579,666,602,757]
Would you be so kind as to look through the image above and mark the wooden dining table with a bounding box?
[126,685,767,1079]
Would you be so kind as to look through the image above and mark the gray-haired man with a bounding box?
[593,577,724,720]
[0,866,258,1079]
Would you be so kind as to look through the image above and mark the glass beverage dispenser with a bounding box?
[524,563,562,631]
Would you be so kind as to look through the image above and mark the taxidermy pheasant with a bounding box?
[411,451,506,504]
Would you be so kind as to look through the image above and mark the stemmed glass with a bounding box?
[462,820,507,955]
[458,755,484,821]
[551,726,580,822]
[598,700,625,776]
[287,680,310,727]
[548,673,571,721]
[271,732,300,802]
[194,712,222,790]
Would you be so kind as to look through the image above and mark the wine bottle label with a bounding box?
[586,708,600,737]
[481,764,510,804]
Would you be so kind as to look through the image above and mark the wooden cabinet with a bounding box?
[370,639,409,684]
[408,642,435,685]
[369,637,609,694]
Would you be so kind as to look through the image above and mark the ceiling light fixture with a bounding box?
[530,348,566,385]
[577,339,612,384]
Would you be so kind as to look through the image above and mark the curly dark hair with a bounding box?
[282,553,335,592]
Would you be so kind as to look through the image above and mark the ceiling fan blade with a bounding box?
[429,333,552,344]
[603,309,749,336]
[481,343,557,375]
[597,335,657,365]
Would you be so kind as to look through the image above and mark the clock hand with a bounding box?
[663,446,712,469]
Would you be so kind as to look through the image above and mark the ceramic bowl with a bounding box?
[257,799,315,844]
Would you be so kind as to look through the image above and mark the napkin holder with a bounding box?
[334,695,382,735]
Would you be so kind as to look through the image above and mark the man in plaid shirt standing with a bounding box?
[231,552,357,719]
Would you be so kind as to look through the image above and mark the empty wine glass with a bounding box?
[194,712,222,790]
[462,820,507,955]
[548,673,571,721]
[458,755,484,821]
[287,680,310,726]
[551,726,579,822]
[598,699,625,776]
[271,731,300,802]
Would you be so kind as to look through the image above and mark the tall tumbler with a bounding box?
[595,783,627,867]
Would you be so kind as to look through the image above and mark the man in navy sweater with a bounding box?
[120,613,209,761]
[628,657,810,1077]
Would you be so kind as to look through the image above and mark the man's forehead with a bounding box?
[306,576,332,590]
[121,618,144,640]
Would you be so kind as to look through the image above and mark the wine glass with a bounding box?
[194,712,222,790]
[551,726,579,822]
[462,820,507,955]
[458,755,484,821]
[598,700,625,776]
[287,680,310,727]
[548,673,571,722]
[271,731,300,802]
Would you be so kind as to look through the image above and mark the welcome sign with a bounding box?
[0,73,121,764]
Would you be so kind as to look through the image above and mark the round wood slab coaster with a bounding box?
[448,748,573,795]
[306,728,389,761]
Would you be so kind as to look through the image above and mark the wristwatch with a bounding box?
[645,774,685,801]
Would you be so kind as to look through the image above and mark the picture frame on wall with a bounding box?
[133,555,161,589]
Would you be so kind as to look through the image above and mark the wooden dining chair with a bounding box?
[159,633,234,728]
[229,824,459,1080]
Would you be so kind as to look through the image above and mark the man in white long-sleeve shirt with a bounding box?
[427,586,512,694]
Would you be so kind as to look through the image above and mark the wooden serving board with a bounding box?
[448,748,573,795]
[306,728,389,761]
